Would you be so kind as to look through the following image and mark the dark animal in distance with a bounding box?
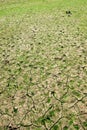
[66,11,72,16]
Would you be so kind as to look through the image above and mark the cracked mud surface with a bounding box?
[0,0,87,130]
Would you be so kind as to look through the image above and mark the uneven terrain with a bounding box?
[0,0,87,130]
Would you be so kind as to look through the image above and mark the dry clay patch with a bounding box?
[0,11,87,130]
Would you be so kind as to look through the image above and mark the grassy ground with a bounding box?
[0,0,87,129]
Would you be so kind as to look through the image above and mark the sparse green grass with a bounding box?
[0,0,87,130]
